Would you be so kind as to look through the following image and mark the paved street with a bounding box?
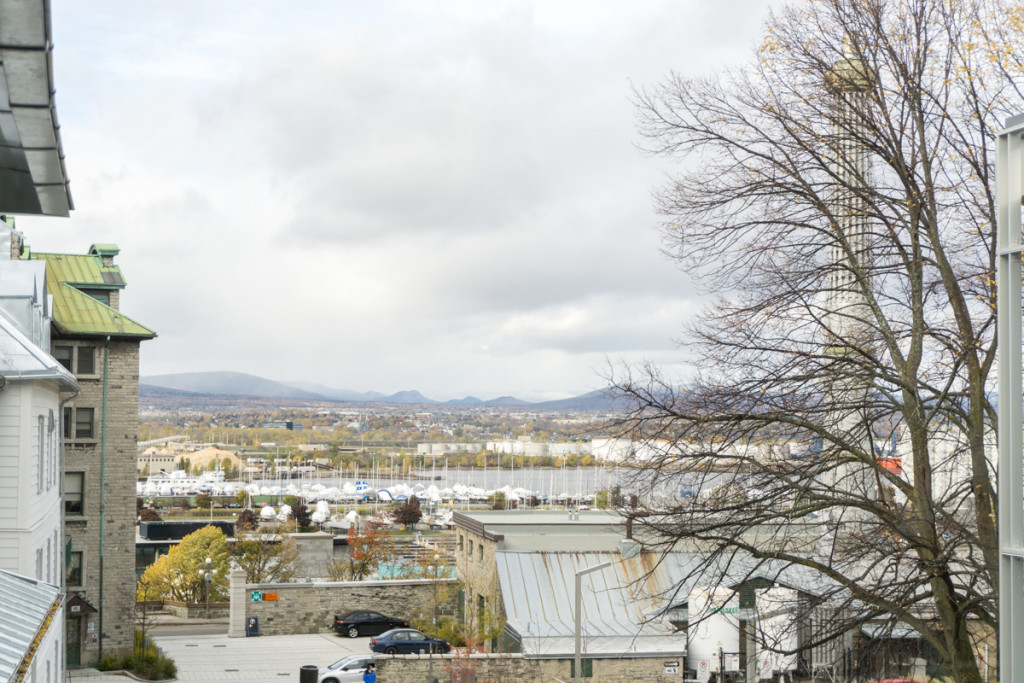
[69,631,368,682]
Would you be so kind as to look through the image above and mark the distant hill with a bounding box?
[284,381,385,402]
[142,371,327,401]
[140,371,627,412]
[384,390,438,404]
[483,395,531,407]
[530,389,635,412]
[445,396,483,405]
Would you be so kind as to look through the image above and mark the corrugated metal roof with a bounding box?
[495,550,839,658]
[0,569,61,682]
[496,550,691,657]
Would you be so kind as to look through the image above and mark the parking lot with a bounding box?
[71,631,369,682]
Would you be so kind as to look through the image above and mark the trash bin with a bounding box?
[299,664,318,683]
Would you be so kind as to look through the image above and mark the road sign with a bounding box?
[697,659,711,682]
[759,656,773,680]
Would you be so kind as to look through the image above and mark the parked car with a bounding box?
[369,628,451,655]
[333,610,409,638]
[318,654,375,683]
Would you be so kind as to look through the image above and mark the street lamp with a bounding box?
[574,561,611,683]
[199,557,218,619]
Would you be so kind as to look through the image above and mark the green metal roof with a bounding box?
[31,251,155,339]
[31,251,126,289]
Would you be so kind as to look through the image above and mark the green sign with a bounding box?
[251,591,262,602]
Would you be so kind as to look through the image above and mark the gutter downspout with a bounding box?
[98,337,109,661]
[59,382,79,676]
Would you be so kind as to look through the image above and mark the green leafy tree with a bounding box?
[137,526,230,603]
[194,492,213,510]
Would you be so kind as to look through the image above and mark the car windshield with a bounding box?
[327,655,360,670]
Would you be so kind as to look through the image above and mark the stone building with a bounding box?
[452,509,624,648]
[24,239,155,666]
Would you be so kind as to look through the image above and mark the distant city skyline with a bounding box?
[21,1,776,402]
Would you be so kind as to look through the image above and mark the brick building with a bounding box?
[24,239,155,666]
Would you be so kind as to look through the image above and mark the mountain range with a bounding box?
[140,371,626,411]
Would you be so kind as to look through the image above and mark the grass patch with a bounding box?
[97,632,177,681]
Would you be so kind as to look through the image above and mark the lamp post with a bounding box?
[199,557,217,619]
[574,561,610,683]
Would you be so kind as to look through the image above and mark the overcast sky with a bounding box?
[20,1,773,402]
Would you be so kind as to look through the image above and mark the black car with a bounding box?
[369,628,451,655]
[333,610,409,638]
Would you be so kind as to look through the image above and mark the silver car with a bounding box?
[318,654,375,683]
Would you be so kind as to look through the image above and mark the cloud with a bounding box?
[18,0,773,400]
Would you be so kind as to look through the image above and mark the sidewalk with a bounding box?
[69,628,364,682]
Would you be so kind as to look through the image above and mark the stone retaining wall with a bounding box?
[228,569,457,637]
[374,652,685,683]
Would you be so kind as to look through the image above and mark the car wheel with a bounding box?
[322,679,339,683]
[347,626,359,638]
[385,646,397,655]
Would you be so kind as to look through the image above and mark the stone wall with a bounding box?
[63,339,144,664]
[228,570,458,637]
[375,652,685,683]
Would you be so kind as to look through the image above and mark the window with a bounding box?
[67,551,82,586]
[479,543,484,561]
[74,408,94,439]
[63,407,71,439]
[36,416,44,492]
[47,410,54,489]
[469,539,474,559]
[76,346,96,375]
[65,473,83,514]
[458,535,464,551]
[54,346,72,371]
[53,344,97,375]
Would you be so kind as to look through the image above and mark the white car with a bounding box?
[318,654,375,683]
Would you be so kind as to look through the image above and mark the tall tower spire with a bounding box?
[825,36,874,348]
[822,36,878,508]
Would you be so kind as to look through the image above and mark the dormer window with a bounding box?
[79,289,109,305]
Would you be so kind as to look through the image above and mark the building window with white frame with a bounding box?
[65,472,84,515]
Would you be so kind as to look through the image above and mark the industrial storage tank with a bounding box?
[755,587,799,674]
[687,586,740,673]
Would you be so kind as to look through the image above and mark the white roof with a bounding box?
[0,304,75,386]
[496,550,689,657]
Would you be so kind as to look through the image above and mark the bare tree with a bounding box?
[613,2,1023,682]
[231,530,301,583]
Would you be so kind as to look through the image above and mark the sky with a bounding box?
[20,1,774,402]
